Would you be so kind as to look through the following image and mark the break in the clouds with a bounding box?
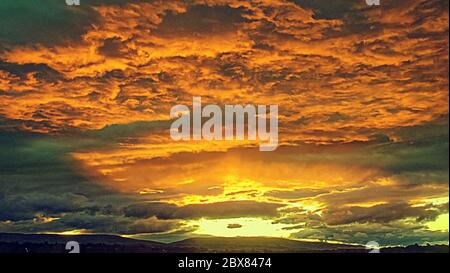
[0,0,448,246]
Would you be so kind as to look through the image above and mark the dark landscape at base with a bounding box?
[0,233,448,253]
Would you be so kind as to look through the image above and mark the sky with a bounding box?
[0,0,448,246]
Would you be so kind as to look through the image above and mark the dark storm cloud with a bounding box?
[123,201,284,220]
[290,221,449,246]
[0,90,33,97]
[273,212,322,225]
[84,120,170,141]
[289,123,449,185]
[0,0,164,46]
[373,135,449,185]
[0,128,187,235]
[289,0,374,34]
[278,202,449,246]
[0,213,180,235]
[97,37,135,58]
[289,0,359,20]
[326,112,349,123]
[317,184,448,207]
[388,122,449,143]
[322,202,448,225]
[123,202,178,219]
[0,61,64,82]
[264,188,329,199]
[0,192,90,221]
[174,201,283,219]
[227,223,243,229]
[0,130,135,221]
[0,114,84,134]
[0,0,98,46]
[153,5,251,37]
[54,213,179,234]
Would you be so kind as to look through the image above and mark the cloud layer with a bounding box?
[0,0,448,246]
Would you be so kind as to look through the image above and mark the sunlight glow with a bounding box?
[190,217,292,238]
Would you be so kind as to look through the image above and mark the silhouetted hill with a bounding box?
[172,237,365,252]
[0,232,161,246]
[0,232,165,253]
[0,233,448,253]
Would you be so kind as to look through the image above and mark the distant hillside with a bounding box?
[171,237,365,253]
[0,233,448,253]
[0,232,160,246]
[0,232,165,253]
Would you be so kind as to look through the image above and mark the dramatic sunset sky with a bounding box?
[0,0,448,246]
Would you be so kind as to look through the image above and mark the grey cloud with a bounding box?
[322,202,448,225]
[153,5,251,37]
[264,188,329,199]
[0,0,98,46]
[317,184,448,207]
[289,0,359,20]
[0,130,136,223]
[0,213,180,235]
[0,61,64,83]
[123,201,284,220]
[326,112,349,123]
[227,224,243,229]
[290,221,449,246]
